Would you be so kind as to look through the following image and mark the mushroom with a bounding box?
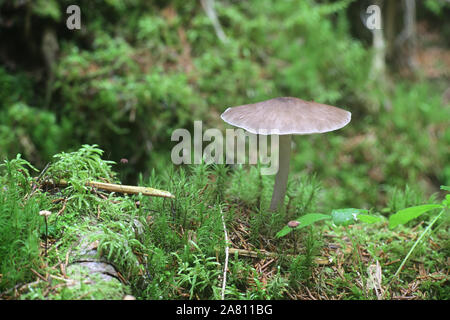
[287,220,300,228]
[220,97,351,211]
[287,220,300,253]
[39,210,52,256]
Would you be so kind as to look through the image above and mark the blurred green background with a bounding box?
[1,0,449,210]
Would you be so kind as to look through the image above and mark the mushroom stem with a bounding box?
[270,134,291,211]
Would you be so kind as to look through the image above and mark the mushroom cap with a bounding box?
[221,97,351,135]
[39,210,52,217]
[288,220,300,228]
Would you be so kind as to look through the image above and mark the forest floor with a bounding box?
[0,147,448,300]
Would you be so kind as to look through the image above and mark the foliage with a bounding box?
[389,185,448,229]
[46,144,116,182]
[0,146,448,300]
[1,0,448,207]
[424,0,450,16]
[0,69,65,163]
[173,245,221,299]
[276,213,331,238]
[276,208,382,238]
[389,204,443,229]
[1,0,449,300]
[387,187,449,283]
[0,156,43,291]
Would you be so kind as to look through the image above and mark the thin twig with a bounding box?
[25,163,51,201]
[30,268,47,281]
[200,0,228,43]
[392,209,445,281]
[0,279,42,299]
[36,162,51,182]
[227,247,330,265]
[57,198,68,216]
[383,208,446,299]
[220,206,229,300]
[304,286,317,300]
[43,179,175,198]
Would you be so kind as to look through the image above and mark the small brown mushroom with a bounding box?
[221,97,351,210]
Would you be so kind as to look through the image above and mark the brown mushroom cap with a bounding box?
[221,97,351,135]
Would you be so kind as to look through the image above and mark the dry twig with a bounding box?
[43,179,175,198]
[220,207,229,300]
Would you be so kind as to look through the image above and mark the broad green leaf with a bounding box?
[389,204,442,229]
[357,214,382,224]
[440,185,450,192]
[296,213,332,227]
[276,226,293,238]
[331,208,368,226]
[275,213,331,238]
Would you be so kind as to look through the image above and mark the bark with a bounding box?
[370,0,387,82]
[403,0,418,71]
[394,0,418,72]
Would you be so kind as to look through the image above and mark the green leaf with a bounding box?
[32,0,61,21]
[275,213,331,238]
[440,185,450,192]
[331,208,368,226]
[296,213,331,228]
[389,204,442,229]
[276,226,293,238]
[357,214,382,224]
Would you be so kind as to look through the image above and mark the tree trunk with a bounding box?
[370,0,386,82]
[403,0,418,72]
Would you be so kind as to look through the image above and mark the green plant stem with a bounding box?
[44,217,48,257]
[292,231,297,255]
[390,208,446,283]
[348,228,367,298]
